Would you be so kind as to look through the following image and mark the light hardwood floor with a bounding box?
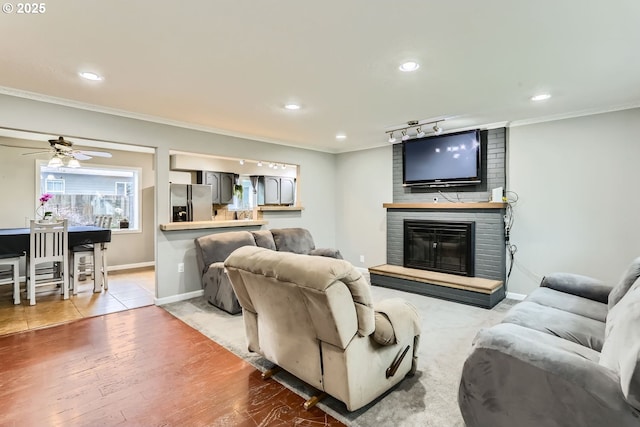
[0,268,155,336]
[0,304,344,426]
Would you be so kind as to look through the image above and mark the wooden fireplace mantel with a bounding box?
[383,202,506,209]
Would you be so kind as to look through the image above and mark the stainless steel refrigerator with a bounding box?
[170,183,212,222]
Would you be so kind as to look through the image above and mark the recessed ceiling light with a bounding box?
[79,71,103,81]
[284,103,301,110]
[399,61,420,72]
[336,134,347,140]
[531,93,551,101]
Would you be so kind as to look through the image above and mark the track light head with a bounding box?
[416,127,425,138]
[433,123,443,134]
[401,130,410,141]
[388,132,397,143]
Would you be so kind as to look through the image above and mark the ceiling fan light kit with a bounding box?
[5,136,115,168]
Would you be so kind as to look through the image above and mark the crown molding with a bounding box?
[0,86,337,154]
[509,102,640,128]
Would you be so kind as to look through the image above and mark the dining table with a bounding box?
[0,225,112,292]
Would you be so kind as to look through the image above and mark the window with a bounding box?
[38,162,141,231]
[115,181,132,196]
[228,177,254,211]
[45,178,65,194]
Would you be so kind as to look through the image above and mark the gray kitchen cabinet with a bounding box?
[279,177,296,205]
[196,171,236,204]
[255,175,296,205]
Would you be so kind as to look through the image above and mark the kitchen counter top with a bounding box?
[159,220,267,231]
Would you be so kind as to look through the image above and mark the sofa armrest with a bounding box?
[541,272,613,304]
[308,247,343,259]
[373,298,421,374]
[459,323,637,427]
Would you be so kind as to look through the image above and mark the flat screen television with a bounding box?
[403,129,481,187]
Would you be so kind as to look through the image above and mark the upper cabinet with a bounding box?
[196,171,236,204]
[279,177,296,205]
[255,176,296,206]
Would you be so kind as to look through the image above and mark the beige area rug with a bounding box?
[162,285,516,427]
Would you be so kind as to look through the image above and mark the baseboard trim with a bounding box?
[108,261,155,272]
[155,289,203,306]
[506,291,527,301]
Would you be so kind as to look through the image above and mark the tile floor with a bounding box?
[0,268,155,336]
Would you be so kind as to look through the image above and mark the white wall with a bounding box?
[335,145,391,268]
[508,108,640,294]
[0,94,337,299]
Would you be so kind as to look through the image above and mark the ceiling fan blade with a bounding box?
[77,150,112,158]
[72,152,92,161]
[21,150,52,156]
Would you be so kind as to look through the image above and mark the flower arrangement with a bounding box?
[37,193,54,220]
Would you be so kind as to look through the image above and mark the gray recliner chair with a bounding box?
[224,246,421,411]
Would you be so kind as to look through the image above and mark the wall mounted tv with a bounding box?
[403,129,481,187]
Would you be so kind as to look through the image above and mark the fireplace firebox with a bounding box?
[404,220,475,276]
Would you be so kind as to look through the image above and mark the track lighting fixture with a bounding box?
[257,161,263,167]
[239,159,245,165]
[385,119,446,142]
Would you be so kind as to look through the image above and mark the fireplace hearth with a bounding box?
[404,220,475,276]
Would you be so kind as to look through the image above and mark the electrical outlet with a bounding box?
[178,263,184,273]
[359,255,365,263]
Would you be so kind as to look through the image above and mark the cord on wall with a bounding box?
[503,190,519,292]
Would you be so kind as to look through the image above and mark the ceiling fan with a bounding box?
[27,136,113,168]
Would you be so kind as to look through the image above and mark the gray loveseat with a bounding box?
[459,257,640,427]
[194,227,342,314]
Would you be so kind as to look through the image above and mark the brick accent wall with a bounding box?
[387,128,507,281]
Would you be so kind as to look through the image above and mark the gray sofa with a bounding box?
[194,227,342,314]
[459,257,640,427]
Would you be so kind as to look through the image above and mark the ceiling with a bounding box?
[1,1,639,153]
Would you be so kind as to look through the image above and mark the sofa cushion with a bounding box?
[541,272,612,304]
[251,230,277,250]
[600,278,640,410]
[526,287,608,322]
[501,301,606,351]
[194,231,256,275]
[608,257,640,310]
[270,227,315,254]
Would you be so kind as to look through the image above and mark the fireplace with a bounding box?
[404,220,475,276]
